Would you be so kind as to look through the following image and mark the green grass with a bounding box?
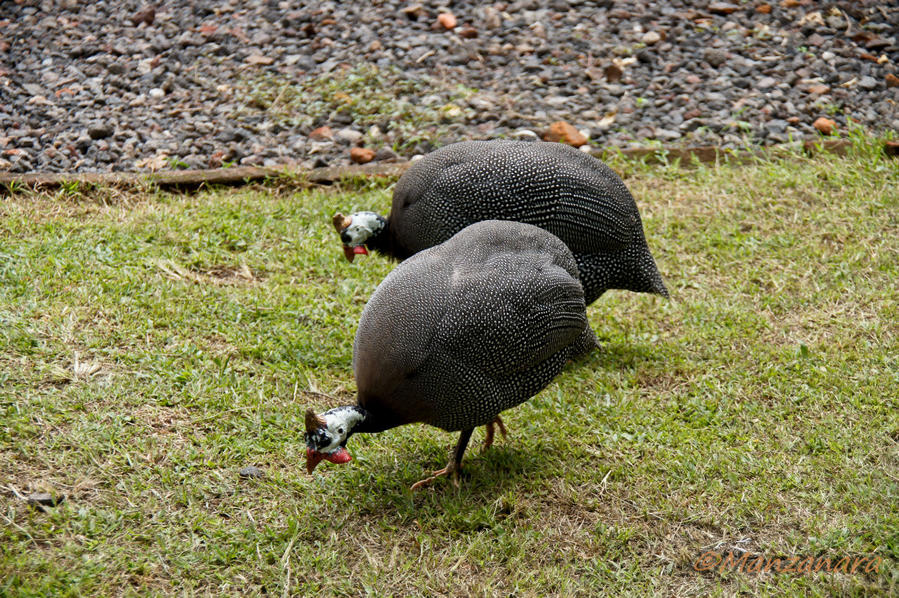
[1,141,897,596]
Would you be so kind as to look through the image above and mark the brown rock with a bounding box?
[309,126,334,141]
[806,84,830,95]
[246,54,274,66]
[886,74,899,88]
[458,25,478,39]
[131,6,156,27]
[755,3,772,13]
[604,64,623,82]
[885,141,899,158]
[437,12,457,30]
[813,117,836,135]
[543,122,588,147]
[208,151,226,169]
[780,0,800,7]
[683,109,702,120]
[866,38,890,51]
[350,147,376,164]
[786,116,801,124]
[709,3,740,15]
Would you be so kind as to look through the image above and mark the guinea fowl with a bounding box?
[306,220,597,488]
[333,140,668,304]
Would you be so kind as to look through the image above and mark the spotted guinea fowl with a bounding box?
[306,220,597,488]
[333,139,668,304]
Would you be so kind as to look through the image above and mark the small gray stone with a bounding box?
[239,465,264,479]
[704,49,728,67]
[654,128,681,141]
[335,128,363,145]
[23,83,45,96]
[757,77,777,89]
[26,492,64,508]
[374,147,399,161]
[765,119,788,134]
[858,76,878,90]
[642,31,661,45]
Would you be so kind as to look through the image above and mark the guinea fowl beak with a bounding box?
[306,447,352,474]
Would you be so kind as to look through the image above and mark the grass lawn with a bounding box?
[1,139,897,596]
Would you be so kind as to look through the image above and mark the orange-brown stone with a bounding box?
[543,121,588,147]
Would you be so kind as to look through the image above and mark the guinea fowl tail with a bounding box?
[571,325,600,358]
[634,246,669,299]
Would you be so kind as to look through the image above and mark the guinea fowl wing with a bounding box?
[435,252,588,376]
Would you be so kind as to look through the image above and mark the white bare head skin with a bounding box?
[341,211,386,247]
[304,406,368,473]
[305,406,364,454]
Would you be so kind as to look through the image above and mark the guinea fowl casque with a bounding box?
[305,220,597,488]
[333,140,668,305]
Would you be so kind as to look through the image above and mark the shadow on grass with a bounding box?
[324,442,557,519]
[573,341,661,372]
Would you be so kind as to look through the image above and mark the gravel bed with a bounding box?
[1,0,897,174]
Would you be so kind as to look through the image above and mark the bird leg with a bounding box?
[411,428,473,491]
[482,416,508,452]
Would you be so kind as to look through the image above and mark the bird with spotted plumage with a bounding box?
[332,139,668,305]
[305,220,597,489]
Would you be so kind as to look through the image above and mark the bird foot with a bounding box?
[410,463,460,491]
[482,416,508,452]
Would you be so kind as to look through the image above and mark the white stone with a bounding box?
[511,129,538,139]
[335,128,363,144]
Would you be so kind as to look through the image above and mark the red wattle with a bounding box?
[325,446,352,464]
[306,447,326,474]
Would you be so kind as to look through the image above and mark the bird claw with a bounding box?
[410,464,460,490]
[482,416,509,452]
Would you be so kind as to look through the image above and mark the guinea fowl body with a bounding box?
[337,140,668,304]
[355,219,595,431]
[306,220,596,485]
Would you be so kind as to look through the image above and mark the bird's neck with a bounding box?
[362,215,393,257]
[324,405,389,436]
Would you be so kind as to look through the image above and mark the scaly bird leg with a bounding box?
[411,428,473,491]
[482,415,508,452]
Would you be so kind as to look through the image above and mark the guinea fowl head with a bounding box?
[304,406,366,474]
[332,211,387,262]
